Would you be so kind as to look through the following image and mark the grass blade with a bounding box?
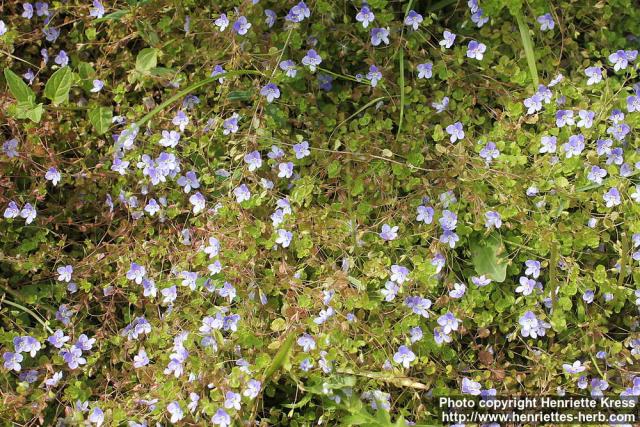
[514,10,539,89]
[263,332,296,381]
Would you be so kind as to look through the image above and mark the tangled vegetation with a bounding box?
[1,0,640,425]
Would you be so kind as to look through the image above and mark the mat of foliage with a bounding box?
[1,0,640,425]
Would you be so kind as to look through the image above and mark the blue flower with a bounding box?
[279,60,297,77]
[275,229,293,247]
[404,10,423,30]
[233,16,251,35]
[302,49,322,72]
[260,83,280,102]
[265,9,276,28]
[370,27,390,46]
[285,1,310,23]
[293,140,310,158]
[89,0,105,19]
[417,62,432,79]
[22,3,34,19]
[379,224,398,241]
[212,408,231,427]
[445,122,464,142]
[466,40,486,60]
[356,6,375,28]
[393,345,416,368]
[366,65,382,87]
[244,150,262,171]
[439,30,456,48]
[537,13,554,31]
[214,13,229,31]
[585,66,602,85]
[234,184,251,203]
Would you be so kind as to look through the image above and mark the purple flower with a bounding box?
[585,66,602,85]
[172,110,189,131]
[56,304,75,326]
[582,289,595,304]
[177,171,200,192]
[293,140,310,159]
[380,281,399,301]
[390,265,410,284]
[472,275,491,287]
[539,135,557,153]
[404,296,432,318]
[608,49,638,72]
[417,62,432,79]
[432,96,449,112]
[537,13,554,31]
[285,1,310,23]
[159,130,180,147]
[44,166,61,185]
[47,330,70,348]
[462,377,482,395]
[57,265,73,282]
[297,333,316,352]
[515,276,536,296]
[627,95,640,113]
[587,166,607,184]
[212,408,231,427]
[45,371,63,387]
[439,209,457,230]
[439,30,456,48]
[275,229,292,248]
[603,187,621,207]
[3,352,23,372]
[524,94,543,114]
[409,326,423,343]
[563,134,584,158]
[268,145,284,159]
[211,64,226,83]
[356,6,375,28]
[607,122,630,141]
[302,49,322,72]
[519,311,542,338]
[234,184,251,203]
[445,122,464,143]
[404,10,423,30]
[214,13,229,31]
[224,391,241,410]
[265,9,276,28]
[556,110,574,127]
[278,162,294,178]
[479,142,499,164]
[366,65,382,87]
[232,16,251,35]
[60,346,86,369]
[89,0,105,18]
[466,40,486,60]
[318,73,333,91]
[20,203,37,224]
[167,401,184,423]
[279,60,297,77]
[23,69,35,84]
[471,9,488,27]
[88,407,104,426]
[393,345,416,368]
[3,138,19,158]
[379,224,398,241]
[563,360,586,374]
[525,260,541,278]
[22,3,34,19]
[126,262,146,284]
[54,50,68,66]
[370,27,390,46]
[244,151,262,171]
[449,282,466,298]
[260,83,280,103]
[484,210,502,229]
[577,110,595,128]
[437,312,460,334]
[189,191,206,213]
[416,205,434,224]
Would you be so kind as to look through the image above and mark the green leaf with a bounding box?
[44,67,73,105]
[4,68,35,103]
[94,9,129,23]
[263,332,296,381]
[15,101,43,123]
[135,48,159,73]
[470,232,508,282]
[228,90,252,101]
[88,106,113,135]
[513,10,539,88]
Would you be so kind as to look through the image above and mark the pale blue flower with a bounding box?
[371,27,390,46]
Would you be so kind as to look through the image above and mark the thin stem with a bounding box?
[1,296,54,334]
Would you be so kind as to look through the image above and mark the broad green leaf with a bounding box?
[44,67,73,105]
[4,68,35,103]
[135,48,158,73]
[88,106,113,135]
[470,232,508,282]
[15,101,43,123]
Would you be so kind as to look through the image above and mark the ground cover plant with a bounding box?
[1,0,640,425]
